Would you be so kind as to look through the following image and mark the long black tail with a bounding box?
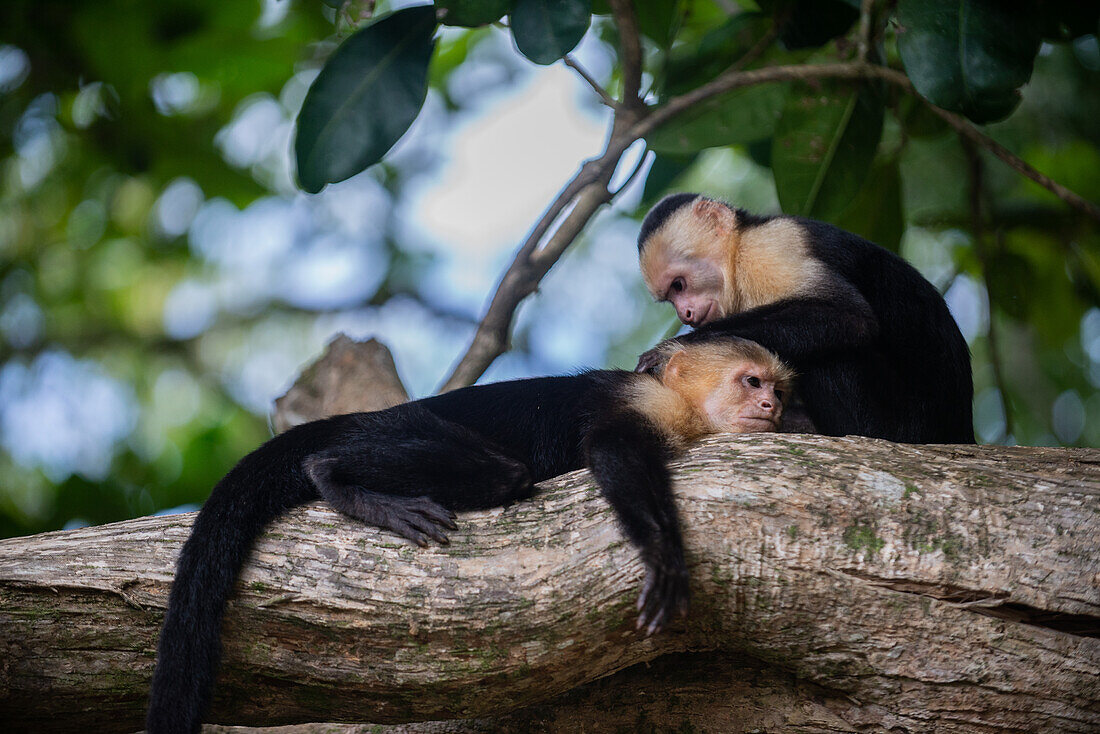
[146,432,317,734]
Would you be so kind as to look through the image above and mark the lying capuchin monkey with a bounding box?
[636,193,974,444]
[147,338,793,734]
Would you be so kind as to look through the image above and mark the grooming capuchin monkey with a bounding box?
[147,339,793,734]
[636,193,974,444]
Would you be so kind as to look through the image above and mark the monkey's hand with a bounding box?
[635,339,682,374]
[366,495,458,548]
[636,552,690,636]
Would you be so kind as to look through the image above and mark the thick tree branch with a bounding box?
[2,436,1098,733]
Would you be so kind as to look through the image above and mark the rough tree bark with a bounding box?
[1,435,1097,733]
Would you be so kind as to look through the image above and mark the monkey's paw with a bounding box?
[634,348,665,374]
[634,340,681,374]
[374,495,458,548]
[635,559,690,636]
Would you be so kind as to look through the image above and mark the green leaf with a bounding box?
[295,5,437,193]
[510,0,591,65]
[436,0,510,28]
[634,0,682,48]
[896,94,950,139]
[773,0,859,50]
[771,80,884,219]
[897,0,1041,124]
[834,157,904,252]
[664,12,770,96]
[647,83,787,154]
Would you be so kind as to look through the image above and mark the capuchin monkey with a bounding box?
[636,193,974,444]
[147,339,793,734]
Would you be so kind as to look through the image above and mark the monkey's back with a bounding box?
[800,218,974,443]
[412,371,631,482]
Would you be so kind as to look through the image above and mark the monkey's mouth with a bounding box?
[733,416,780,431]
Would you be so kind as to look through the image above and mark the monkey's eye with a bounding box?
[669,277,686,294]
[775,389,785,401]
[746,376,761,388]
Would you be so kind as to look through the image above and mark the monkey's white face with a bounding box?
[703,362,785,433]
[653,256,727,327]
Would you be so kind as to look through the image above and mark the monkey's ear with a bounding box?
[665,350,686,382]
[692,199,736,233]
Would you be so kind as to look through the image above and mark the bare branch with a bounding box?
[563,55,617,109]
[609,0,644,106]
[873,66,1100,223]
[442,56,1099,392]
[632,63,874,138]
[438,127,635,392]
[634,62,1100,224]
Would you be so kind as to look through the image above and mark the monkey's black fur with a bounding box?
[147,371,688,734]
[639,199,974,444]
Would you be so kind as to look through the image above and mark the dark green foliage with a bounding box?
[772,0,859,50]
[436,0,511,28]
[1038,0,1099,41]
[509,0,592,65]
[897,0,1041,124]
[771,80,884,220]
[295,6,437,193]
[634,0,683,48]
[835,158,904,252]
[663,12,771,97]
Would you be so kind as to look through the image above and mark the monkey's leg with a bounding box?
[339,406,534,510]
[304,454,458,546]
[585,419,688,636]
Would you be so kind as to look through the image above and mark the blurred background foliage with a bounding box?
[0,0,1098,539]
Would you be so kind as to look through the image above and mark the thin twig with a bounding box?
[858,0,876,62]
[633,63,871,138]
[730,21,779,73]
[963,138,1014,442]
[609,0,644,107]
[564,55,618,109]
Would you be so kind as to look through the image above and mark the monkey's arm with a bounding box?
[689,295,877,357]
[585,416,689,635]
[639,295,877,372]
